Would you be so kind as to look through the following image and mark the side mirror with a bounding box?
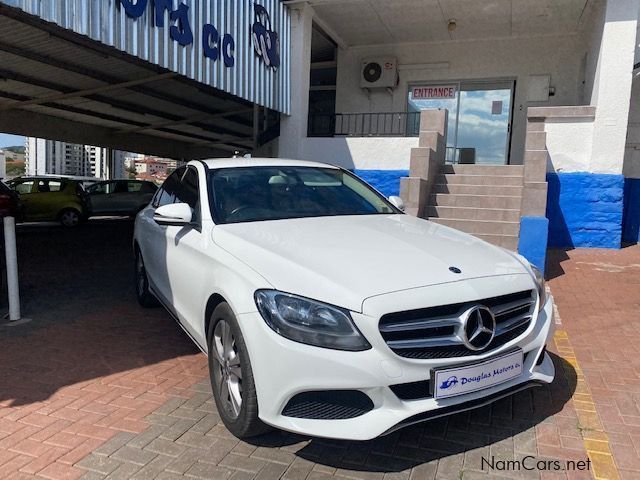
[154,203,193,226]
[388,196,405,212]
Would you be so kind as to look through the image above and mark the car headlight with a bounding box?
[531,265,547,306]
[254,290,371,351]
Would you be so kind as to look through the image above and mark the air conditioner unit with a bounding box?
[361,58,398,89]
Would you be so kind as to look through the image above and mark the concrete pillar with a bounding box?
[400,109,448,217]
[522,114,549,217]
[278,5,313,159]
[589,0,639,174]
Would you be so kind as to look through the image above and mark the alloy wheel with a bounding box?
[61,210,79,227]
[212,319,243,419]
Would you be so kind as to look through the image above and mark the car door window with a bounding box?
[127,182,143,193]
[113,181,128,194]
[14,181,34,195]
[140,182,158,194]
[36,180,50,193]
[153,169,183,208]
[47,181,63,192]
[175,167,201,223]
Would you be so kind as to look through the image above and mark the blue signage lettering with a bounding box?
[222,34,235,67]
[118,1,279,72]
[202,24,220,60]
[252,4,280,70]
[118,0,148,18]
[169,4,193,46]
[153,0,173,27]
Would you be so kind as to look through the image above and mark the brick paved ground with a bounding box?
[548,245,640,479]
[0,220,596,479]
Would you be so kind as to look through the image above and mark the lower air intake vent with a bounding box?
[282,390,373,419]
[390,380,432,401]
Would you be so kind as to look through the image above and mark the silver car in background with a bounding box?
[87,180,157,217]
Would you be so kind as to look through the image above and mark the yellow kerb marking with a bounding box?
[554,329,619,480]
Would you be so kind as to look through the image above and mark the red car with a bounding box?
[0,180,22,220]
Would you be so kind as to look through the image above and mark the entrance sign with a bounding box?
[412,85,457,100]
[0,0,291,113]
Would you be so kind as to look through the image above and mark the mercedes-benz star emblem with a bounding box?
[462,306,496,351]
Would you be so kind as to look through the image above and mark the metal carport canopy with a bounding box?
[0,0,291,159]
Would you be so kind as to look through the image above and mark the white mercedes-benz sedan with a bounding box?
[133,158,555,441]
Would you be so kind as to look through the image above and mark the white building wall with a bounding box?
[545,118,595,173]
[333,34,583,168]
[300,137,417,169]
[589,0,639,175]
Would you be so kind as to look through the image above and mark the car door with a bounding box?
[163,166,209,346]
[87,181,113,215]
[138,169,182,306]
[11,180,35,220]
[28,179,65,221]
[121,181,149,214]
[108,181,129,214]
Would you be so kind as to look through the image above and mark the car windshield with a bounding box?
[209,166,400,224]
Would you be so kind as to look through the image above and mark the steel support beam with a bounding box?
[0,40,254,132]
[0,72,177,111]
[0,109,229,160]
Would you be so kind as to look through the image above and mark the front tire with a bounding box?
[59,208,81,227]
[207,303,269,438]
[135,248,158,308]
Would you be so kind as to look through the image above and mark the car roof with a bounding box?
[14,176,71,180]
[196,158,340,170]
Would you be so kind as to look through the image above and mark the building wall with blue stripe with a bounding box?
[352,168,638,251]
[546,172,625,249]
[353,170,409,197]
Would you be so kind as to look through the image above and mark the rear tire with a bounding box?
[135,248,158,308]
[208,303,270,439]
[59,208,81,228]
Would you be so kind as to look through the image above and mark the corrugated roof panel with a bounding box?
[0,0,291,113]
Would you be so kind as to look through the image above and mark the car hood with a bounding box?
[212,214,529,312]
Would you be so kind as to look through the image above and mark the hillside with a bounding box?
[3,146,25,154]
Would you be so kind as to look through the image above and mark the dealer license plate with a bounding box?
[433,349,523,399]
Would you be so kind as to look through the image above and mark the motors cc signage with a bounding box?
[117,0,280,69]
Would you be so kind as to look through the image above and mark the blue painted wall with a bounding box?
[518,217,549,275]
[623,178,640,244]
[546,172,624,249]
[353,170,409,197]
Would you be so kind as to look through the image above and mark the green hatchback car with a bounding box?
[7,176,92,227]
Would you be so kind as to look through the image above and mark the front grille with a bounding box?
[379,290,535,360]
[281,390,373,419]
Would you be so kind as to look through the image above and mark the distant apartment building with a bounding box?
[134,157,178,181]
[0,150,5,179]
[25,138,126,179]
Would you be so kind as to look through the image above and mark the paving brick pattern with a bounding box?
[548,246,640,479]
[0,221,597,479]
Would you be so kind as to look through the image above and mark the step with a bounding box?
[435,174,524,186]
[429,218,520,236]
[475,234,519,251]
[429,194,522,209]
[432,183,524,196]
[427,206,521,222]
[442,164,525,176]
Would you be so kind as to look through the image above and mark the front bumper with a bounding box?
[241,292,555,441]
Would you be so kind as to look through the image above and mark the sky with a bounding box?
[0,133,25,149]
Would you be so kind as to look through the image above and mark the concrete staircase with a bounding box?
[426,164,525,250]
